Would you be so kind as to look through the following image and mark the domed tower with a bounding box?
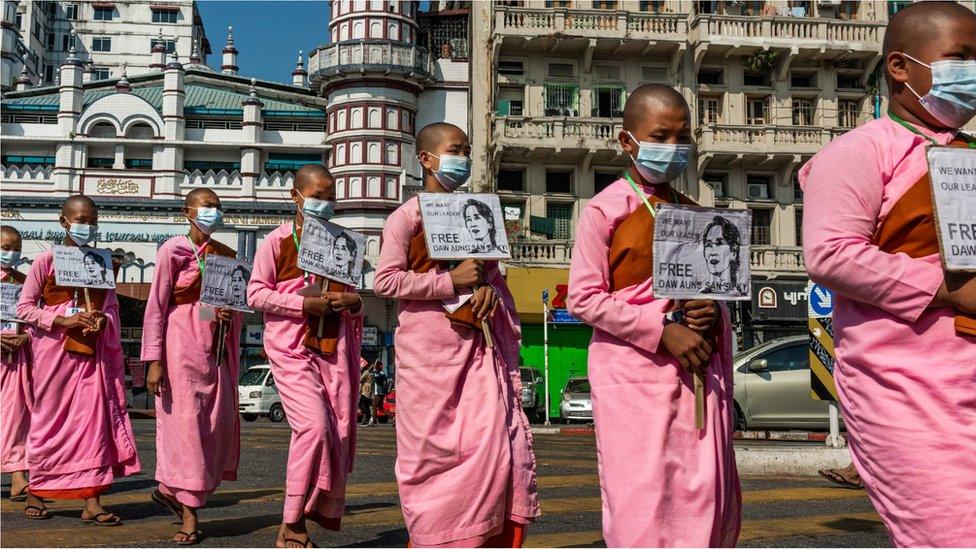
[309,0,432,284]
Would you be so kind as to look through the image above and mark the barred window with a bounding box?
[544,84,579,116]
[751,208,772,246]
[838,99,859,128]
[792,98,813,126]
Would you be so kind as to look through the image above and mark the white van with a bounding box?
[238,365,285,423]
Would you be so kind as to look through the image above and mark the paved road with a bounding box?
[1,418,890,547]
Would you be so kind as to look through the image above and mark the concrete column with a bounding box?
[113,144,125,170]
[240,79,264,197]
[221,26,239,76]
[159,52,186,197]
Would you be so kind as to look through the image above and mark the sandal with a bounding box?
[152,488,184,521]
[278,536,315,548]
[175,530,202,546]
[818,468,864,490]
[24,505,51,520]
[82,512,123,526]
[9,489,28,502]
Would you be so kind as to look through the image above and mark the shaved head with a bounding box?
[1,225,20,240]
[294,164,334,193]
[623,84,689,132]
[185,187,219,207]
[883,1,975,61]
[416,122,466,156]
[61,194,97,217]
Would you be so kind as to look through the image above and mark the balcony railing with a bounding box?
[507,240,805,273]
[496,7,686,41]
[689,14,883,50]
[309,41,432,79]
[695,124,849,154]
[495,116,622,149]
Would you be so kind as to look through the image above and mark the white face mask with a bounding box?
[901,53,976,128]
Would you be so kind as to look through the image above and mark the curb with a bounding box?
[734,445,851,477]
[530,426,594,436]
[528,426,845,443]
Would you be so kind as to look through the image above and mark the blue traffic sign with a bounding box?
[550,308,582,324]
[542,289,549,304]
[808,283,834,318]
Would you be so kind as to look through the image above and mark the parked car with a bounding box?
[519,367,545,422]
[238,365,285,423]
[733,335,845,430]
[559,377,592,423]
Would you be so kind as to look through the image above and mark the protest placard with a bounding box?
[419,193,512,261]
[297,216,367,287]
[200,255,253,313]
[652,204,751,301]
[1,283,22,322]
[52,245,116,289]
[927,146,976,272]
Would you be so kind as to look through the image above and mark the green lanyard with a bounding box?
[292,222,311,284]
[624,171,679,218]
[888,111,976,148]
[186,235,206,275]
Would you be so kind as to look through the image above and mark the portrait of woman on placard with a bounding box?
[461,199,502,255]
[328,232,358,283]
[701,215,747,296]
[229,265,249,309]
[82,251,109,286]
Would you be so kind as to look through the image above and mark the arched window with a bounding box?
[335,143,346,166]
[353,20,365,39]
[340,22,349,41]
[368,107,381,128]
[337,109,347,130]
[367,142,380,163]
[351,142,363,163]
[351,107,363,128]
[354,0,366,11]
[386,176,398,199]
[367,176,381,197]
[385,142,398,165]
[336,177,346,197]
[369,20,381,38]
[386,107,398,129]
[350,176,362,197]
[388,22,399,41]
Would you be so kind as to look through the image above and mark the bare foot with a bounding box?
[173,504,199,544]
[276,520,311,548]
[9,471,28,499]
[24,493,50,520]
[82,496,122,525]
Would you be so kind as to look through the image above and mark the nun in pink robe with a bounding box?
[247,222,363,529]
[567,178,741,548]
[16,249,140,496]
[1,266,32,475]
[141,235,242,507]
[801,116,976,546]
[373,196,540,547]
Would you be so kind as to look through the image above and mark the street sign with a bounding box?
[244,324,263,345]
[542,289,549,304]
[808,283,833,318]
[362,326,380,347]
[549,308,581,324]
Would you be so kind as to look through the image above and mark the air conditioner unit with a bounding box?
[747,183,769,200]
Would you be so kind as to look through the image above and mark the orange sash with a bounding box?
[170,239,237,306]
[277,227,343,355]
[872,139,976,337]
[407,230,481,331]
[42,276,109,357]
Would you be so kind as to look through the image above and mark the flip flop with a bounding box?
[818,468,864,490]
[152,488,184,521]
[9,490,28,502]
[24,505,51,520]
[82,512,123,526]
[279,537,315,548]
[175,530,202,546]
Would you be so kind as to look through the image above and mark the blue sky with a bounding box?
[196,1,332,84]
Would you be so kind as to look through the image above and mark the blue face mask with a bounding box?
[626,132,692,184]
[0,250,21,267]
[67,223,97,246]
[903,54,976,128]
[189,207,223,235]
[429,153,471,191]
[299,192,336,220]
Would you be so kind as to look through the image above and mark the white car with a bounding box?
[238,365,285,423]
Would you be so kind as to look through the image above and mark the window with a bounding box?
[747,175,772,201]
[496,89,524,116]
[45,64,54,82]
[836,73,861,90]
[743,1,765,16]
[787,0,810,17]
[746,97,769,125]
[545,0,570,6]
[266,153,321,172]
[744,71,770,87]
[184,160,241,171]
[1,154,55,167]
[642,66,667,82]
[792,98,814,126]
[790,72,816,88]
[837,1,858,20]
[838,99,859,128]
[751,208,772,245]
[592,0,617,8]
[61,33,71,52]
[498,168,525,192]
[33,21,40,39]
[87,157,115,169]
[545,170,573,194]
[93,6,114,20]
[498,61,524,76]
[703,172,728,199]
[152,9,178,23]
[698,68,724,86]
[46,32,54,49]
[544,84,579,116]
[92,37,112,52]
[548,202,574,240]
[125,158,153,170]
[47,1,56,16]
[66,3,78,20]
[698,96,720,125]
[151,39,177,54]
[593,86,625,118]
[595,65,620,81]
[760,344,807,372]
[594,171,618,195]
[795,208,803,246]
[639,0,664,12]
[547,63,574,78]
[792,172,803,202]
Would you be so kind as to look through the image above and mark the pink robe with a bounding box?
[567,178,741,548]
[1,267,32,473]
[374,197,540,547]
[15,249,140,494]
[247,221,363,528]
[141,236,241,508]
[800,116,976,547]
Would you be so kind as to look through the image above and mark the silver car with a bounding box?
[732,335,845,430]
[559,377,592,423]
